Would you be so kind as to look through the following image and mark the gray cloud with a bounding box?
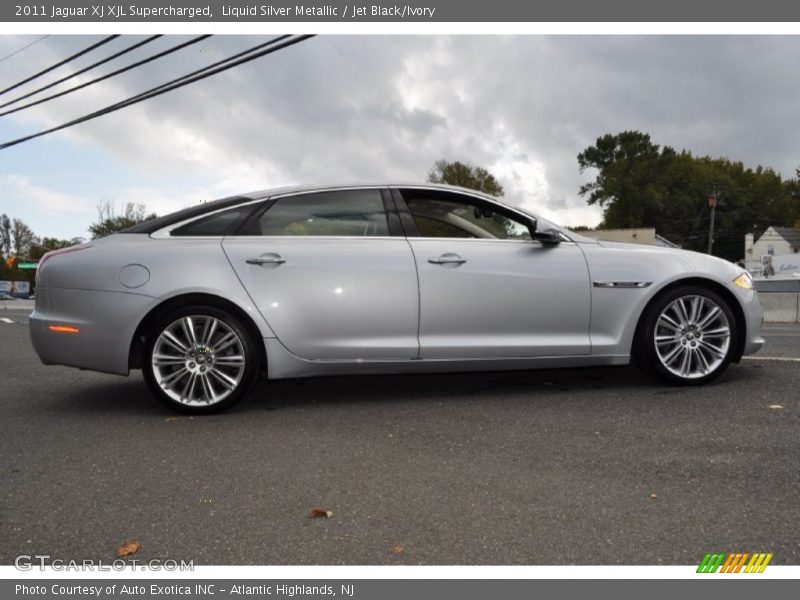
[2,34,800,230]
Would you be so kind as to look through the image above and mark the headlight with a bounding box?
[733,272,754,290]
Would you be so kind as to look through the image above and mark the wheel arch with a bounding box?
[128,293,267,372]
[632,277,746,363]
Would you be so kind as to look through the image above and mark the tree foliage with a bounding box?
[29,237,85,261]
[427,159,505,197]
[0,214,11,258]
[89,201,157,239]
[11,219,36,260]
[0,215,38,285]
[578,131,800,261]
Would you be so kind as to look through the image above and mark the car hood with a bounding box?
[592,239,743,278]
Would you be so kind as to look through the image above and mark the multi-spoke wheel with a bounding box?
[143,306,259,413]
[636,286,738,385]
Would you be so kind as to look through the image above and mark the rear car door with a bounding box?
[222,188,419,360]
[394,188,592,358]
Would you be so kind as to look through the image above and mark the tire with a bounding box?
[142,305,260,414]
[635,285,738,385]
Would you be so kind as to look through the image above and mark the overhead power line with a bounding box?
[0,35,315,151]
[0,35,119,97]
[0,35,50,65]
[0,35,163,110]
[0,35,210,117]
[97,34,291,109]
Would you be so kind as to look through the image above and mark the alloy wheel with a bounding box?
[653,295,731,379]
[151,315,246,406]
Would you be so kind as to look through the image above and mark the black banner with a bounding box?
[3,0,800,22]
[4,579,799,600]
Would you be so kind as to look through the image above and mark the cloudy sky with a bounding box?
[0,34,798,240]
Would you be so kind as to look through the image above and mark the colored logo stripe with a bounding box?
[697,552,773,573]
[697,553,725,573]
[745,553,773,573]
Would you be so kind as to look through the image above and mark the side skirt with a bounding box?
[264,338,630,380]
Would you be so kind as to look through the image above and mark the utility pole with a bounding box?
[707,186,719,254]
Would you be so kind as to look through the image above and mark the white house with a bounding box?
[745,226,800,260]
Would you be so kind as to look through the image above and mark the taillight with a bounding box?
[37,243,92,282]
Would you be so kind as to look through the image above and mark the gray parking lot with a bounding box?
[1,302,798,565]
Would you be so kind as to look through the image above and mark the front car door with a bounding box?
[222,187,419,360]
[394,187,592,359]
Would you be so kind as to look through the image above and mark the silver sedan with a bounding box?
[30,184,764,413]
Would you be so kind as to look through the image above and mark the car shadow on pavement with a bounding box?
[247,365,656,410]
[42,362,756,416]
[247,361,759,413]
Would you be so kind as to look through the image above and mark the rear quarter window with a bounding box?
[171,206,254,236]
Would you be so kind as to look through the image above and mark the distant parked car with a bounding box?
[30,184,764,413]
[0,292,13,300]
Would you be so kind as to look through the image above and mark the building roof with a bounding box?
[760,226,800,245]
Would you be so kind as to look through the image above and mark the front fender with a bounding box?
[579,243,746,356]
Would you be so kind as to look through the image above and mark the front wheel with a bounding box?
[636,286,738,385]
[142,305,259,413]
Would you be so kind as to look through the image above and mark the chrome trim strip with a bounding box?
[593,281,652,288]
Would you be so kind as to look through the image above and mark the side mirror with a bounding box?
[532,228,561,246]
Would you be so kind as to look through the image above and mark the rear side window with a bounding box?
[171,205,253,236]
[255,190,389,237]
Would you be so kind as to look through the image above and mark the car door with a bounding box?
[394,188,592,359]
[222,188,419,360]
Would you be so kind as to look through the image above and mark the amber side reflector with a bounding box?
[48,324,80,334]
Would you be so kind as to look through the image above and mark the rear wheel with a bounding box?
[142,305,259,413]
[636,286,737,385]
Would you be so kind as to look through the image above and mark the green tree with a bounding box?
[89,201,157,239]
[29,237,84,261]
[0,217,37,288]
[0,214,11,258]
[578,131,800,261]
[11,218,36,260]
[427,159,505,197]
[578,131,668,229]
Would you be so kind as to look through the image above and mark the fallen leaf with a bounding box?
[391,544,404,555]
[116,540,141,556]
[769,404,784,410]
[164,417,181,422]
[309,508,333,519]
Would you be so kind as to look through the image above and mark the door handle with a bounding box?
[246,254,286,265]
[428,254,467,265]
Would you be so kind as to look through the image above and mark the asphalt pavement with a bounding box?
[1,304,798,565]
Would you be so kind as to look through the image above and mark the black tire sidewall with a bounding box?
[142,305,259,413]
[639,286,738,386]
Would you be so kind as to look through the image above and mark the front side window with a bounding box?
[405,196,532,240]
[257,190,389,237]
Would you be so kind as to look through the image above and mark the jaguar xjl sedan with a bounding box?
[30,184,764,413]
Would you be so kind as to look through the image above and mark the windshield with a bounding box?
[491,198,596,243]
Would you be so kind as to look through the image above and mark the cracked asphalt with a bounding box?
[1,304,798,565]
